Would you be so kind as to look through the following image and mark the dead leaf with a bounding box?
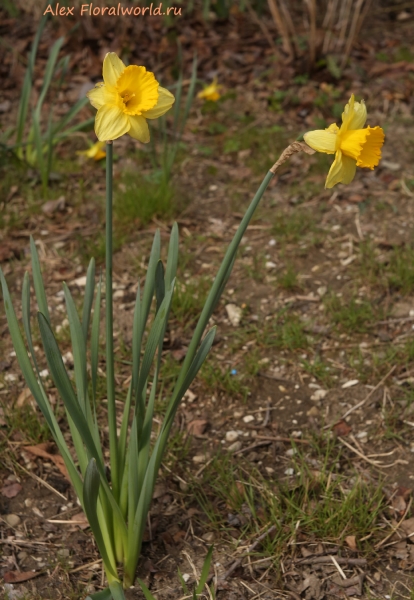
[345,535,357,551]
[17,387,35,408]
[70,512,89,530]
[4,570,42,583]
[41,196,66,216]
[400,517,414,538]
[187,419,208,436]
[332,419,352,437]
[23,443,70,481]
[1,482,22,498]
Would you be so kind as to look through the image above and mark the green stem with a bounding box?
[171,170,274,398]
[105,141,119,500]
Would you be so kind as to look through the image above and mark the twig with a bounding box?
[330,365,396,425]
[375,496,413,549]
[330,555,347,579]
[215,525,277,583]
[255,435,311,445]
[295,556,367,566]
[14,461,67,501]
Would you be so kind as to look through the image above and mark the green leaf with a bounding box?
[82,258,96,342]
[195,545,214,595]
[164,222,179,292]
[137,579,157,600]
[0,269,84,501]
[63,282,88,415]
[37,312,105,477]
[16,15,47,147]
[154,260,165,312]
[34,36,65,120]
[83,459,118,580]
[108,581,126,600]
[91,275,102,403]
[30,236,51,323]
[86,587,113,600]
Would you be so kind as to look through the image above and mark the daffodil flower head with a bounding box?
[77,141,106,161]
[197,77,222,102]
[87,53,175,143]
[303,94,385,188]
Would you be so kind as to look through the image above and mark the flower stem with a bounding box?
[105,141,119,500]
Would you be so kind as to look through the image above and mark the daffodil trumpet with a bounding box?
[303,94,384,188]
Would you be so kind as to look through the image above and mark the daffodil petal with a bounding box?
[95,105,130,141]
[142,86,175,119]
[325,150,356,188]
[128,115,150,143]
[87,83,106,109]
[304,129,337,154]
[341,94,355,132]
[103,52,126,88]
[87,84,119,110]
[347,99,367,130]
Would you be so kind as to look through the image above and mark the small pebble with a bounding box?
[192,455,209,464]
[225,431,239,443]
[243,415,255,423]
[228,441,242,452]
[311,389,328,401]
[5,514,21,527]
[284,468,295,476]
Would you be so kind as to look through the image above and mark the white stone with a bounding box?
[311,389,328,401]
[243,415,255,423]
[225,430,239,443]
[228,441,242,452]
[225,303,242,327]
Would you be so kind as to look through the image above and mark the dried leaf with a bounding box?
[4,570,42,583]
[24,443,70,481]
[187,419,208,436]
[345,535,357,551]
[1,482,22,498]
[332,419,352,437]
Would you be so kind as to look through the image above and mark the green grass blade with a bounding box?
[51,97,89,137]
[86,589,112,600]
[0,269,84,500]
[21,272,42,378]
[135,285,174,421]
[16,15,47,147]
[181,55,198,135]
[109,581,126,600]
[32,110,46,189]
[37,312,105,475]
[91,275,102,403]
[140,229,160,331]
[34,36,64,118]
[195,545,214,594]
[137,579,157,600]
[118,381,132,480]
[131,282,142,403]
[30,236,51,322]
[83,459,118,580]
[63,282,88,415]
[164,222,178,292]
[154,260,165,312]
[82,258,96,344]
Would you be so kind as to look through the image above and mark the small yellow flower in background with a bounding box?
[87,53,175,143]
[197,77,222,102]
[77,141,106,161]
[303,94,385,189]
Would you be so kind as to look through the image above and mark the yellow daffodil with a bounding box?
[87,53,175,143]
[197,77,222,102]
[303,94,384,188]
[77,141,106,161]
